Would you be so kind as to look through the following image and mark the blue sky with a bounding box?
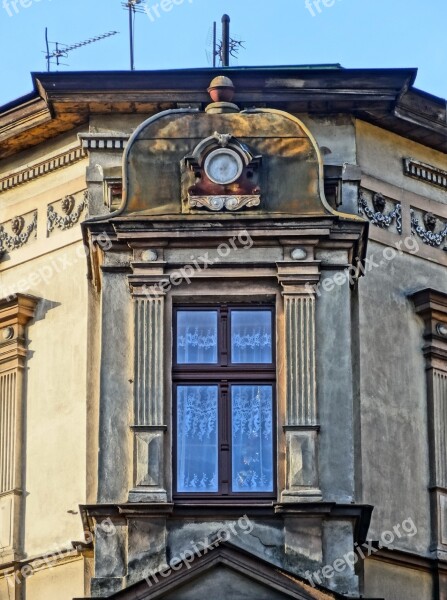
[0,0,446,106]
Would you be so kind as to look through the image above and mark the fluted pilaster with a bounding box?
[134,297,164,426]
[285,295,317,426]
[129,272,168,503]
[0,294,37,568]
[432,371,447,490]
[279,262,322,502]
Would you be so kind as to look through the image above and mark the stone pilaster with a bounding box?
[285,294,317,426]
[278,258,322,502]
[411,289,447,582]
[128,257,168,503]
[0,295,38,596]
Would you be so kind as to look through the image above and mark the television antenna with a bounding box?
[206,21,219,68]
[121,0,146,71]
[44,28,119,72]
[206,15,245,68]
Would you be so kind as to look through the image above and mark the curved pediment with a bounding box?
[118,78,346,220]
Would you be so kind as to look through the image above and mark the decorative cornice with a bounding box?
[0,146,86,194]
[404,158,447,190]
[78,134,129,151]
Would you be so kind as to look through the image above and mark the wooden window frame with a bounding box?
[173,304,276,502]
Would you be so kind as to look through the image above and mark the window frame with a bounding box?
[173,304,277,501]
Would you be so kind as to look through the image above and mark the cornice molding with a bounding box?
[0,145,86,194]
[404,158,447,190]
[78,133,129,151]
[1,67,445,158]
[0,96,51,143]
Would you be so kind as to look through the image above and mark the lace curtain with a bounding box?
[177,311,218,364]
[177,310,273,365]
[232,385,274,492]
[231,311,272,364]
[177,385,218,492]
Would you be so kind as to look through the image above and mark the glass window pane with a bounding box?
[231,385,274,492]
[177,311,218,364]
[177,386,218,492]
[231,310,273,364]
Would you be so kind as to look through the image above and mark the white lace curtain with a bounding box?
[176,385,273,493]
[177,310,273,365]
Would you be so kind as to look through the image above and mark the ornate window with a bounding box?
[173,305,276,499]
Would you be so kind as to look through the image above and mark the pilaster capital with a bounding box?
[128,266,169,299]
[276,261,321,294]
[410,289,447,367]
[0,295,38,369]
[0,294,38,327]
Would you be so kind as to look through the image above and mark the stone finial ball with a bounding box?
[207,76,236,103]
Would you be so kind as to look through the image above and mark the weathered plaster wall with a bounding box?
[357,243,445,554]
[356,120,447,206]
[354,117,447,566]
[97,271,133,504]
[0,131,90,598]
[300,115,357,167]
[0,243,88,554]
[316,259,356,503]
[364,558,434,600]
[25,559,85,600]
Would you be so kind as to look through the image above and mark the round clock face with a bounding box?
[204,149,243,185]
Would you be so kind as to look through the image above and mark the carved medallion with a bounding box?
[61,195,75,215]
[11,216,25,236]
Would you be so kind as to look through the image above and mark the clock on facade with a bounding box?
[184,131,262,212]
[203,148,244,185]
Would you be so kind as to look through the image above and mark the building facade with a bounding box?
[0,66,446,600]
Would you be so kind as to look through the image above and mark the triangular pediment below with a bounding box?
[108,543,355,600]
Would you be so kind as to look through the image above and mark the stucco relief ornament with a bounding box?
[212,132,233,147]
[47,191,89,234]
[359,191,402,234]
[189,195,260,212]
[0,211,37,258]
[11,216,25,236]
[410,209,447,248]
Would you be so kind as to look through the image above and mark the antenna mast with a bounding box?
[213,21,217,68]
[221,14,230,67]
[208,15,245,68]
[44,30,118,71]
[122,0,145,71]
